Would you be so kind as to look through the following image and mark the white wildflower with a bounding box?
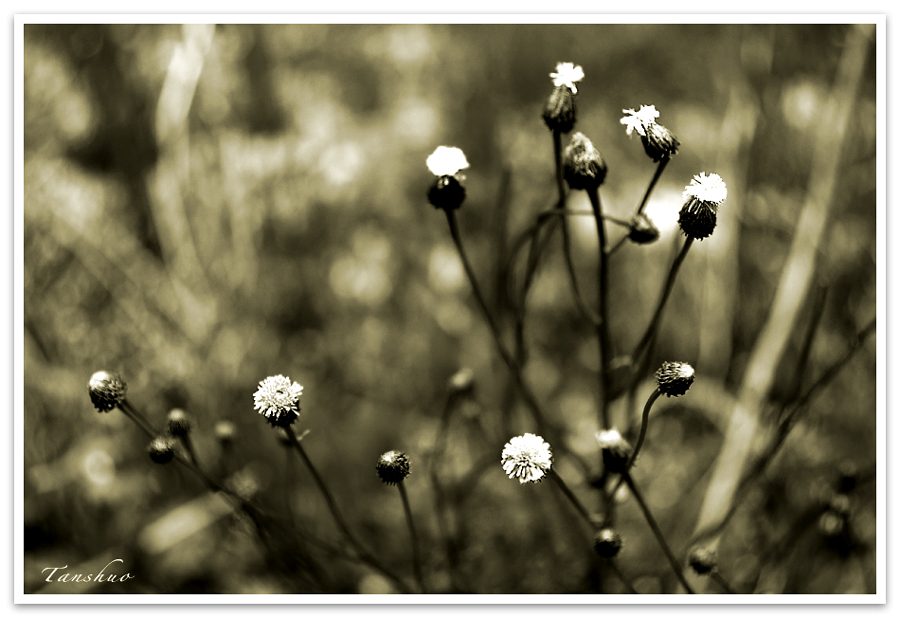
[426,146,469,177]
[501,433,553,484]
[620,104,660,137]
[550,62,585,94]
[682,172,727,206]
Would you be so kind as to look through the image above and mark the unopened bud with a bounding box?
[376,450,411,485]
[148,435,175,464]
[655,362,695,397]
[563,132,607,192]
[596,429,632,475]
[88,370,127,412]
[592,528,624,559]
[214,421,236,445]
[628,213,660,245]
[166,408,193,437]
[687,546,718,575]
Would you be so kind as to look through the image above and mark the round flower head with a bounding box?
[501,433,553,484]
[447,367,475,397]
[596,429,633,475]
[426,146,469,210]
[166,408,193,437]
[679,173,727,240]
[687,546,718,575]
[376,450,411,485]
[563,132,607,191]
[593,528,624,559]
[621,105,679,161]
[655,361,695,397]
[628,212,660,245]
[253,375,303,428]
[148,435,175,464]
[88,370,127,412]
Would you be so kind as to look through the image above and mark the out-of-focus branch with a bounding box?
[687,23,874,592]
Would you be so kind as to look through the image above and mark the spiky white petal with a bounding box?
[501,433,553,484]
[620,104,660,137]
[550,62,585,93]
[426,146,470,177]
[683,172,727,206]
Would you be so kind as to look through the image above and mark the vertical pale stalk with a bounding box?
[397,483,426,593]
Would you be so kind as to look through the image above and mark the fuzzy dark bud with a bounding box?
[563,132,607,191]
[88,370,127,412]
[679,173,727,241]
[166,408,193,437]
[628,213,660,244]
[656,361,695,397]
[427,175,466,211]
[148,435,175,464]
[640,122,680,162]
[542,85,577,134]
[376,450,411,485]
[688,546,718,575]
[593,528,624,559]
[596,429,633,475]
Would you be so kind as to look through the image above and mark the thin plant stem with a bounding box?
[443,208,590,476]
[119,399,157,438]
[285,426,412,593]
[623,473,695,594]
[712,571,737,594]
[587,188,612,430]
[397,482,427,593]
[180,433,200,468]
[549,469,596,529]
[636,158,669,216]
[607,559,639,594]
[626,388,661,471]
[632,237,694,363]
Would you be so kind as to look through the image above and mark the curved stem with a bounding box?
[285,426,412,593]
[623,473,694,593]
[398,483,426,593]
[180,433,200,468]
[588,188,612,430]
[550,469,596,529]
[627,388,661,471]
[632,237,694,363]
[444,209,590,476]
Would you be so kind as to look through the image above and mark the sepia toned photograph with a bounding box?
[19,19,881,598]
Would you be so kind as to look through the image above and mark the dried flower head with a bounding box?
[550,62,585,93]
[253,375,303,428]
[376,450,411,485]
[596,429,633,475]
[679,173,727,240]
[655,362,695,397]
[166,408,193,437]
[426,146,469,210]
[501,433,553,484]
[628,212,660,245]
[621,105,679,161]
[593,528,625,559]
[687,546,718,575]
[563,132,607,191]
[88,370,127,412]
[148,435,175,464]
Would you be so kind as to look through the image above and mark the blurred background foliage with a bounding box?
[23,23,876,594]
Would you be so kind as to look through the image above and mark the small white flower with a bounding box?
[254,375,304,427]
[426,146,469,177]
[620,105,660,137]
[501,433,553,484]
[550,62,585,94]
[596,428,626,450]
[683,172,727,206]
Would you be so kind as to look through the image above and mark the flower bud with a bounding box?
[596,429,633,475]
[376,450,411,485]
[818,510,845,537]
[640,122,680,162]
[88,370,127,412]
[426,146,469,211]
[627,212,660,245]
[214,421,236,445]
[166,408,193,437]
[836,461,858,493]
[148,435,175,464]
[592,528,624,559]
[655,361,695,397]
[447,367,475,397]
[563,132,607,192]
[687,546,718,575]
[678,172,727,240]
